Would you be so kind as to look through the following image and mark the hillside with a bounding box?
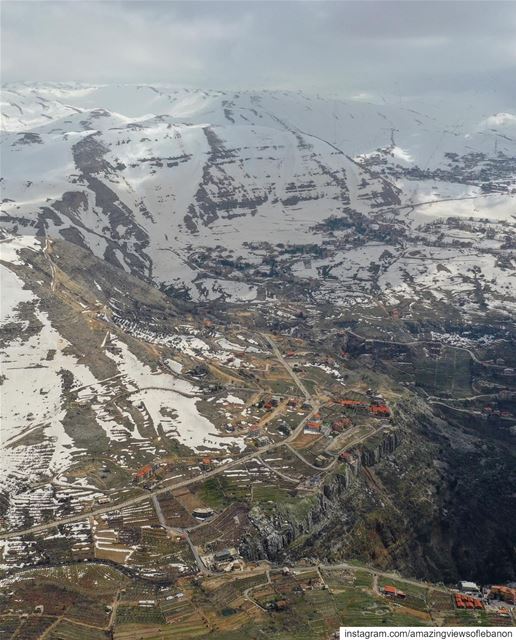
[2,84,515,312]
[1,85,515,636]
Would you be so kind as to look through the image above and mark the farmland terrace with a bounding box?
[1,82,516,636]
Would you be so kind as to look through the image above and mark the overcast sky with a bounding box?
[2,1,516,102]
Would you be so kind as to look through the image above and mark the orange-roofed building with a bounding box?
[304,421,322,434]
[383,585,406,599]
[490,586,516,604]
[332,418,352,432]
[370,404,391,416]
[133,463,154,482]
[339,400,368,409]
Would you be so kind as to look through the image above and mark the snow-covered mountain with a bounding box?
[1,83,515,309]
[1,84,515,577]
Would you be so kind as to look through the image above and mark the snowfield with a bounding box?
[1,83,514,310]
[0,232,247,529]
[105,338,245,451]
[0,84,515,532]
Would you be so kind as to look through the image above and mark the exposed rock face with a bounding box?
[361,429,401,467]
[240,431,403,565]
[240,470,350,562]
[239,397,515,585]
[3,84,515,311]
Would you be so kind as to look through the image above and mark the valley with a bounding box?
[0,84,515,637]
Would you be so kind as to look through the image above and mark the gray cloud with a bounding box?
[2,0,515,103]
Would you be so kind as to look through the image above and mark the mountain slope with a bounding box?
[2,84,515,313]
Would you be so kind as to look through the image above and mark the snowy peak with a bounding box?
[1,83,515,311]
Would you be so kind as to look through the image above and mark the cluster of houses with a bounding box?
[490,585,516,605]
[455,580,516,615]
[303,395,392,438]
[481,405,512,418]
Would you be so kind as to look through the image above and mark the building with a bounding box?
[383,585,406,599]
[454,594,484,610]
[331,418,352,432]
[338,399,368,409]
[339,451,354,463]
[314,455,328,467]
[132,463,159,483]
[458,581,480,594]
[200,457,212,470]
[490,586,516,605]
[214,549,234,563]
[192,507,214,520]
[370,404,390,417]
[304,421,322,434]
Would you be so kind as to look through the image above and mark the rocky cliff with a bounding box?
[240,401,515,584]
[360,429,401,467]
[240,468,351,563]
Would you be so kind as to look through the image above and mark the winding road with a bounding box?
[1,334,320,541]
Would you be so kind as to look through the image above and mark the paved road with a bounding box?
[1,555,451,597]
[318,561,449,594]
[2,329,407,544]
[1,347,319,541]
[260,333,312,400]
[344,329,507,371]
[372,572,380,595]
[429,400,514,423]
[285,442,336,472]
[256,455,300,483]
[243,570,271,611]
[152,495,210,575]
[0,334,319,544]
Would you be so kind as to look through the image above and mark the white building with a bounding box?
[458,581,480,594]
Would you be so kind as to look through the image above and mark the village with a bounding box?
[1,234,514,638]
[1,558,514,638]
[1,313,514,638]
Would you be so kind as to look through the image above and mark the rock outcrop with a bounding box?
[240,469,351,562]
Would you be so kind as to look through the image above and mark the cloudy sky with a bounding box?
[2,1,516,102]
